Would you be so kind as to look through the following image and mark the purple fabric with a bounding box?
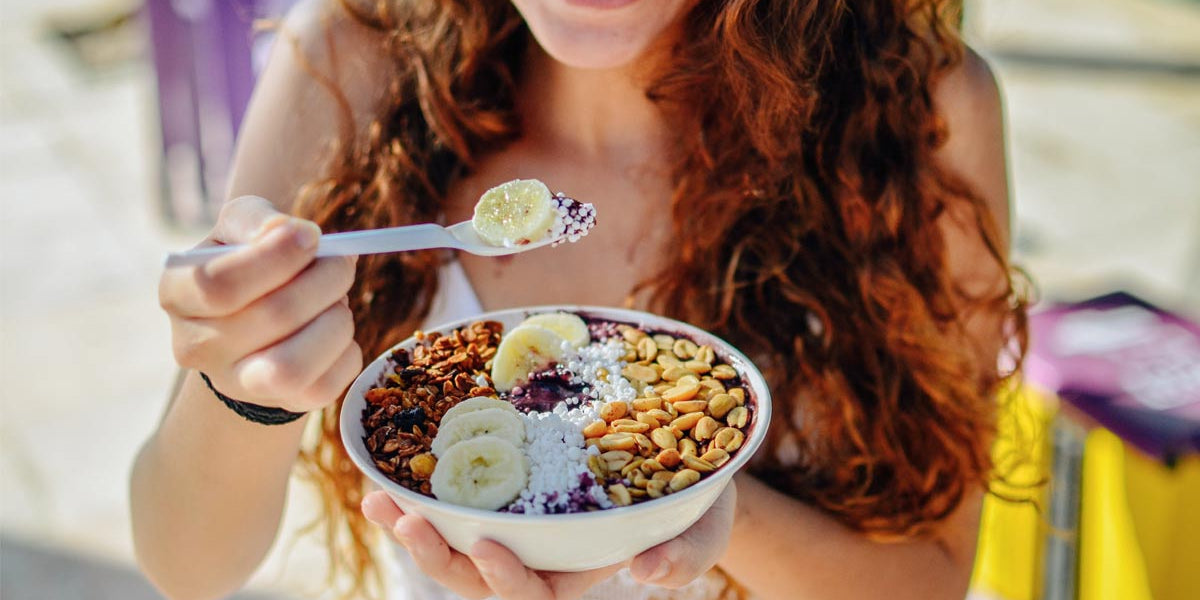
[143,1,294,224]
[1026,291,1200,464]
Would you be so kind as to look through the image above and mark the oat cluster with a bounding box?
[361,321,502,494]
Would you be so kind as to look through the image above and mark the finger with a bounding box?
[169,256,355,369]
[193,256,356,362]
[630,483,737,588]
[211,195,290,244]
[362,490,404,528]
[290,339,362,412]
[541,560,628,599]
[393,515,491,600]
[469,540,552,600]
[160,217,321,318]
[230,301,354,401]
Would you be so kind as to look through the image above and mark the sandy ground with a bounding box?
[1,0,1197,598]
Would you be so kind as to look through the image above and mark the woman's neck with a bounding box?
[516,44,670,168]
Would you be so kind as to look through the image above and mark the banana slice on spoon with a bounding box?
[472,179,596,248]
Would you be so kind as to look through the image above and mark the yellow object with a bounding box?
[1095,433,1200,600]
[1077,428,1153,600]
[969,389,1200,600]
[970,387,1055,600]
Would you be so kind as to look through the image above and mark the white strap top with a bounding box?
[384,261,724,600]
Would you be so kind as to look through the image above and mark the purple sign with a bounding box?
[1026,292,1200,464]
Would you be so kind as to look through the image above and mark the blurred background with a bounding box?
[1,0,1197,599]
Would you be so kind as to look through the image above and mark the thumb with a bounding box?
[211,195,316,245]
[630,482,736,588]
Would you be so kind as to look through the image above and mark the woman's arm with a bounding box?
[130,3,385,598]
[715,48,1012,600]
[721,476,982,600]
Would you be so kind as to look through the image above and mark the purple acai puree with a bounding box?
[549,193,596,247]
[508,364,591,413]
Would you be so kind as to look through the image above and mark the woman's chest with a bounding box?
[443,149,675,310]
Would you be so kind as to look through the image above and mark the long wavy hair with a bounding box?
[289,0,1029,597]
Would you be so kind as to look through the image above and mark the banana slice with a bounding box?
[519,312,591,349]
[441,396,522,426]
[471,179,558,247]
[490,325,569,392]
[430,407,525,457]
[430,435,529,510]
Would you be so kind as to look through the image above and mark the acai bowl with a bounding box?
[339,306,772,572]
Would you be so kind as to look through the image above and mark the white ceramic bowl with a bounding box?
[340,305,772,572]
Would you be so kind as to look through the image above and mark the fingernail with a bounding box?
[647,560,670,582]
[635,558,670,583]
[252,215,291,241]
[292,220,321,250]
[391,524,409,543]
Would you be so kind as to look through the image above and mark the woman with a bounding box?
[133,0,1027,599]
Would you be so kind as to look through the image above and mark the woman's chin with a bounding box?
[513,0,691,71]
[536,37,647,71]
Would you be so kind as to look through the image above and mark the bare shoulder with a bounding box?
[931,46,1010,245]
[225,0,394,210]
[929,47,1012,300]
[276,0,394,115]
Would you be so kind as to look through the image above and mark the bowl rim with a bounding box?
[340,304,773,523]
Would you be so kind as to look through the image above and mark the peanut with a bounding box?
[701,448,731,467]
[609,483,633,506]
[672,338,698,359]
[682,454,716,473]
[670,412,704,431]
[656,448,683,469]
[599,401,628,422]
[707,394,736,419]
[622,363,659,384]
[694,416,720,441]
[669,469,701,491]
[711,364,738,380]
[612,419,650,434]
[672,400,708,414]
[632,397,662,412]
[663,382,701,403]
[583,419,608,438]
[620,325,647,343]
[726,406,749,428]
[729,387,745,405]
[661,366,691,382]
[599,433,636,451]
[650,427,678,450]
[637,337,659,362]
[632,432,655,455]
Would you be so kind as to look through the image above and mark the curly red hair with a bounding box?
[289,0,1028,596]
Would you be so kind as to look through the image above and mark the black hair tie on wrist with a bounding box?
[199,372,307,425]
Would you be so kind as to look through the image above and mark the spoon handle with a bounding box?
[164,223,461,267]
[314,223,460,256]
